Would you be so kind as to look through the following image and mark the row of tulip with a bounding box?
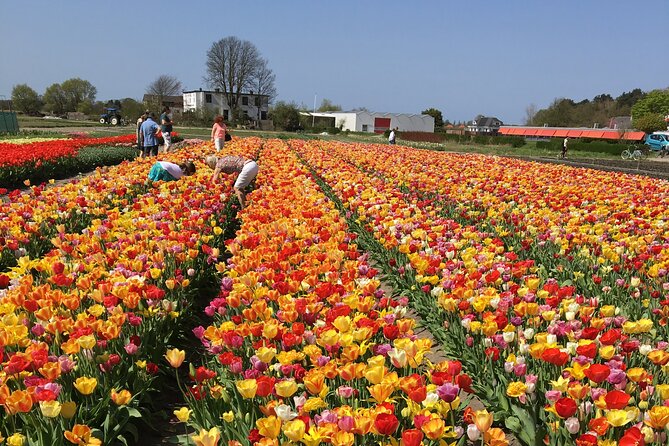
[0,135,136,167]
[0,139,250,444]
[175,139,506,446]
[291,139,669,445]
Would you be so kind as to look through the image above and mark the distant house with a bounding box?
[183,89,269,123]
[467,115,503,134]
[444,123,466,135]
[302,111,435,133]
[608,116,632,130]
[143,94,184,116]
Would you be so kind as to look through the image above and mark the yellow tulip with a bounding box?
[645,406,669,429]
[256,347,277,363]
[506,381,527,398]
[150,268,162,279]
[7,433,25,446]
[656,384,669,400]
[235,379,258,399]
[39,400,61,418]
[174,407,192,422]
[282,419,306,442]
[192,427,220,446]
[111,389,132,406]
[274,379,298,398]
[422,417,446,440]
[60,401,77,418]
[606,409,632,427]
[77,335,96,350]
[222,411,234,423]
[256,415,282,439]
[474,409,493,433]
[364,364,386,384]
[74,377,98,395]
[331,430,355,446]
[165,348,186,368]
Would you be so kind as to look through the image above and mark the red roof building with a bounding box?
[499,126,645,141]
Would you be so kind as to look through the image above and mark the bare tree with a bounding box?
[251,58,276,121]
[146,75,182,108]
[205,36,263,122]
[524,103,537,125]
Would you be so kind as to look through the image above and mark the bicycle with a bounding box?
[621,144,649,161]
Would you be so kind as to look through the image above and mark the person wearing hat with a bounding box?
[140,112,160,157]
[205,155,258,209]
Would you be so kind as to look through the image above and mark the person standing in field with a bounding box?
[136,112,147,156]
[561,137,569,159]
[389,127,396,144]
[205,155,258,209]
[160,106,173,152]
[140,112,160,157]
[211,115,227,152]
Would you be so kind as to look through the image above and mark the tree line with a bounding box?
[526,88,669,133]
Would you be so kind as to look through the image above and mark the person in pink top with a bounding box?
[211,115,228,152]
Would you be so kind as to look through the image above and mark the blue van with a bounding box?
[645,132,669,151]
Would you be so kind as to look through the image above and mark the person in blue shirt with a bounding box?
[140,112,160,157]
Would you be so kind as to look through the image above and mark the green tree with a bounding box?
[11,84,42,115]
[421,108,444,128]
[631,89,669,120]
[43,83,68,115]
[633,113,667,133]
[61,78,97,112]
[317,99,342,112]
[119,98,145,121]
[270,101,301,131]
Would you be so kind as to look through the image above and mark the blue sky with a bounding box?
[2,1,668,124]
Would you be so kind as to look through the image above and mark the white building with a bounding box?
[304,111,435,133]
[183,89,270,122]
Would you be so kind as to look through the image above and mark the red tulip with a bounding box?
[575,434,598,446]
[584,364,610,383]
[619,427,644,446]
[401,429,423,446]
[555,397,578,418]
[541,348,569,366]
[605,390,631,410]
[375,413,399,436]
[576,343,597,358]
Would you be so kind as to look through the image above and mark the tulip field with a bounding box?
[2,135,669,446]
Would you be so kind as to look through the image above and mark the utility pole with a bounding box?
[312,93,317,128]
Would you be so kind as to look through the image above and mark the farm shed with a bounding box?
[305,111,435,133]
[499,126,646,141]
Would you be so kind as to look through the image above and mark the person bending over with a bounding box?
[148,160,196,182]
[205,155,258,209]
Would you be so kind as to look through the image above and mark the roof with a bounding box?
[183,89,269,97]
[143,94,184,105]
[303,111,433,119]
[499,126,646,141]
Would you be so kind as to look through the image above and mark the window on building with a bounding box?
[242,96,248,106]
[223,110,229,120]
[362,124,368,132]
[254,97,260,106]
[261,111,267,120]
[205,94,212,103]
[243,110,249,118]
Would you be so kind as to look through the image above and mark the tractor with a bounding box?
[99,108,124,126]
